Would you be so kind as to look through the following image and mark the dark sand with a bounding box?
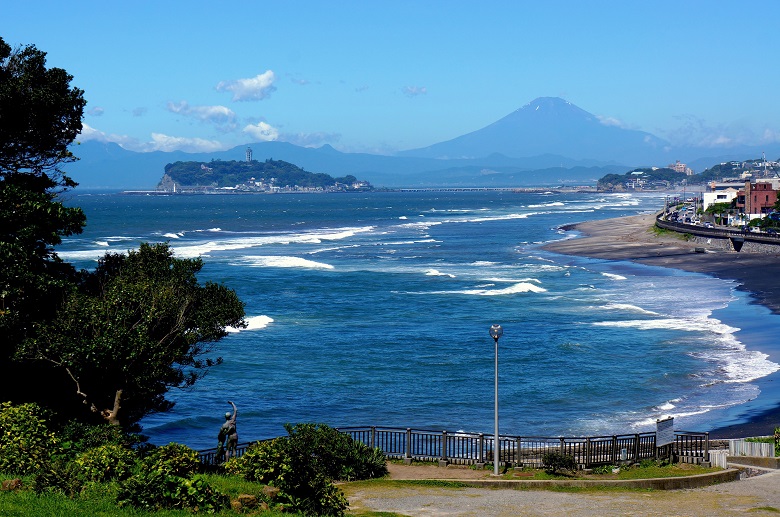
[543,213,780,439]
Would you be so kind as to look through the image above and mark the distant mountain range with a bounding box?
[63,97,780,189]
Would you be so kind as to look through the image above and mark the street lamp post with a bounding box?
[489,324,503,476]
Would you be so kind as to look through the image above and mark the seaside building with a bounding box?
[702,183,740,210]
[736,179,780,220]
[669,160,694,175]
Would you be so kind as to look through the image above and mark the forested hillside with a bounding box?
[162,159,362,189]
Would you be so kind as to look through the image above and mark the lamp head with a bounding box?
[489,324,503,341]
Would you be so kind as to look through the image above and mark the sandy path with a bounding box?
[345,464,780,516]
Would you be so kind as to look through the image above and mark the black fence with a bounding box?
[335,426,710,469]
[198,442,256,467]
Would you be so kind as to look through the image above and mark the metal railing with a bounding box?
[197,441,256,467]
[336,426,710,469]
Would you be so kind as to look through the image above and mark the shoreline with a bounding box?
[542,212,780,439]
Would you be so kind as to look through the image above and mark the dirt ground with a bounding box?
[345,463,780,516]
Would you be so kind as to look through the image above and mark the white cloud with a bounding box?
[284,131,341,147]
[664,115,751,148]
[596,115,625,128]
[761,128,780,144]
[402,85,427,97]
[147,133,225,153]
[76,124,227,153]
[88,106,104,116]
[77,123,137,148]
[216,70,276,102]
[243,122,279,141]
[167,101,237,130]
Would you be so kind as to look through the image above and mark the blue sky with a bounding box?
[4,1,780,154]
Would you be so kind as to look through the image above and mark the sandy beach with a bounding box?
[542,212,780,439]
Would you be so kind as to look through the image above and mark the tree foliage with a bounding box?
[597,167,686,189]
[163,159,359,189]
[0,37,85,178]
[17,243,246,428]
[0,37,87,356]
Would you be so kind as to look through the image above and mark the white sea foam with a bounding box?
[528,201,565,208]
[599,303,659,315]
[452,282,547,295]
[397,221,443,230]
[601,272,627,280]
[463,212,543,223]
[162,233,181,239]
[171,226,376,258]
[307,244,361,254]
[485,277,542,284]
[381,239,438,246]
[593,315,780,385]
[57,249,113,262]
[398,216,408,220]
[226,315,274,333]
[425,269,456,278]
[238,256,335,270]
[591,316,736,334]
[95,241,110,247]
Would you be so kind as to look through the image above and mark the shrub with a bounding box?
[542,451,577,475]
[775,427,780,457]
[238,438,291,484]
[58,421,144,458]
[283,423,388,481]
[140,442,200,477]
[0,402,60,476]
[75,444,136,482]
[30,457,84,496]
[591,464,617,475]
[236,423,386,516]
[117,469,229,512]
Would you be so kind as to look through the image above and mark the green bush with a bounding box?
[775,427,780,457]
[57,421,144,458]
[590,464,617,475]
[542,451,577,475]
[140,442,200,477]
[236,423,386,516]
[283,423,388,481]
[117,469,229,512]
[238,437,291,484]
[75,444,136,482]
[0,402,60,476]
[30,457,85,496]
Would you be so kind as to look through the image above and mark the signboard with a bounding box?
[656,417,674,447]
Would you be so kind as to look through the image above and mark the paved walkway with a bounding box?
[345,464,780,516]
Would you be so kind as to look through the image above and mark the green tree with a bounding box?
[17,243,246,429]
[705,201,735,225]
[0,37,87,397]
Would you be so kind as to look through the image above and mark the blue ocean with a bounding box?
[57,190,780,449]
